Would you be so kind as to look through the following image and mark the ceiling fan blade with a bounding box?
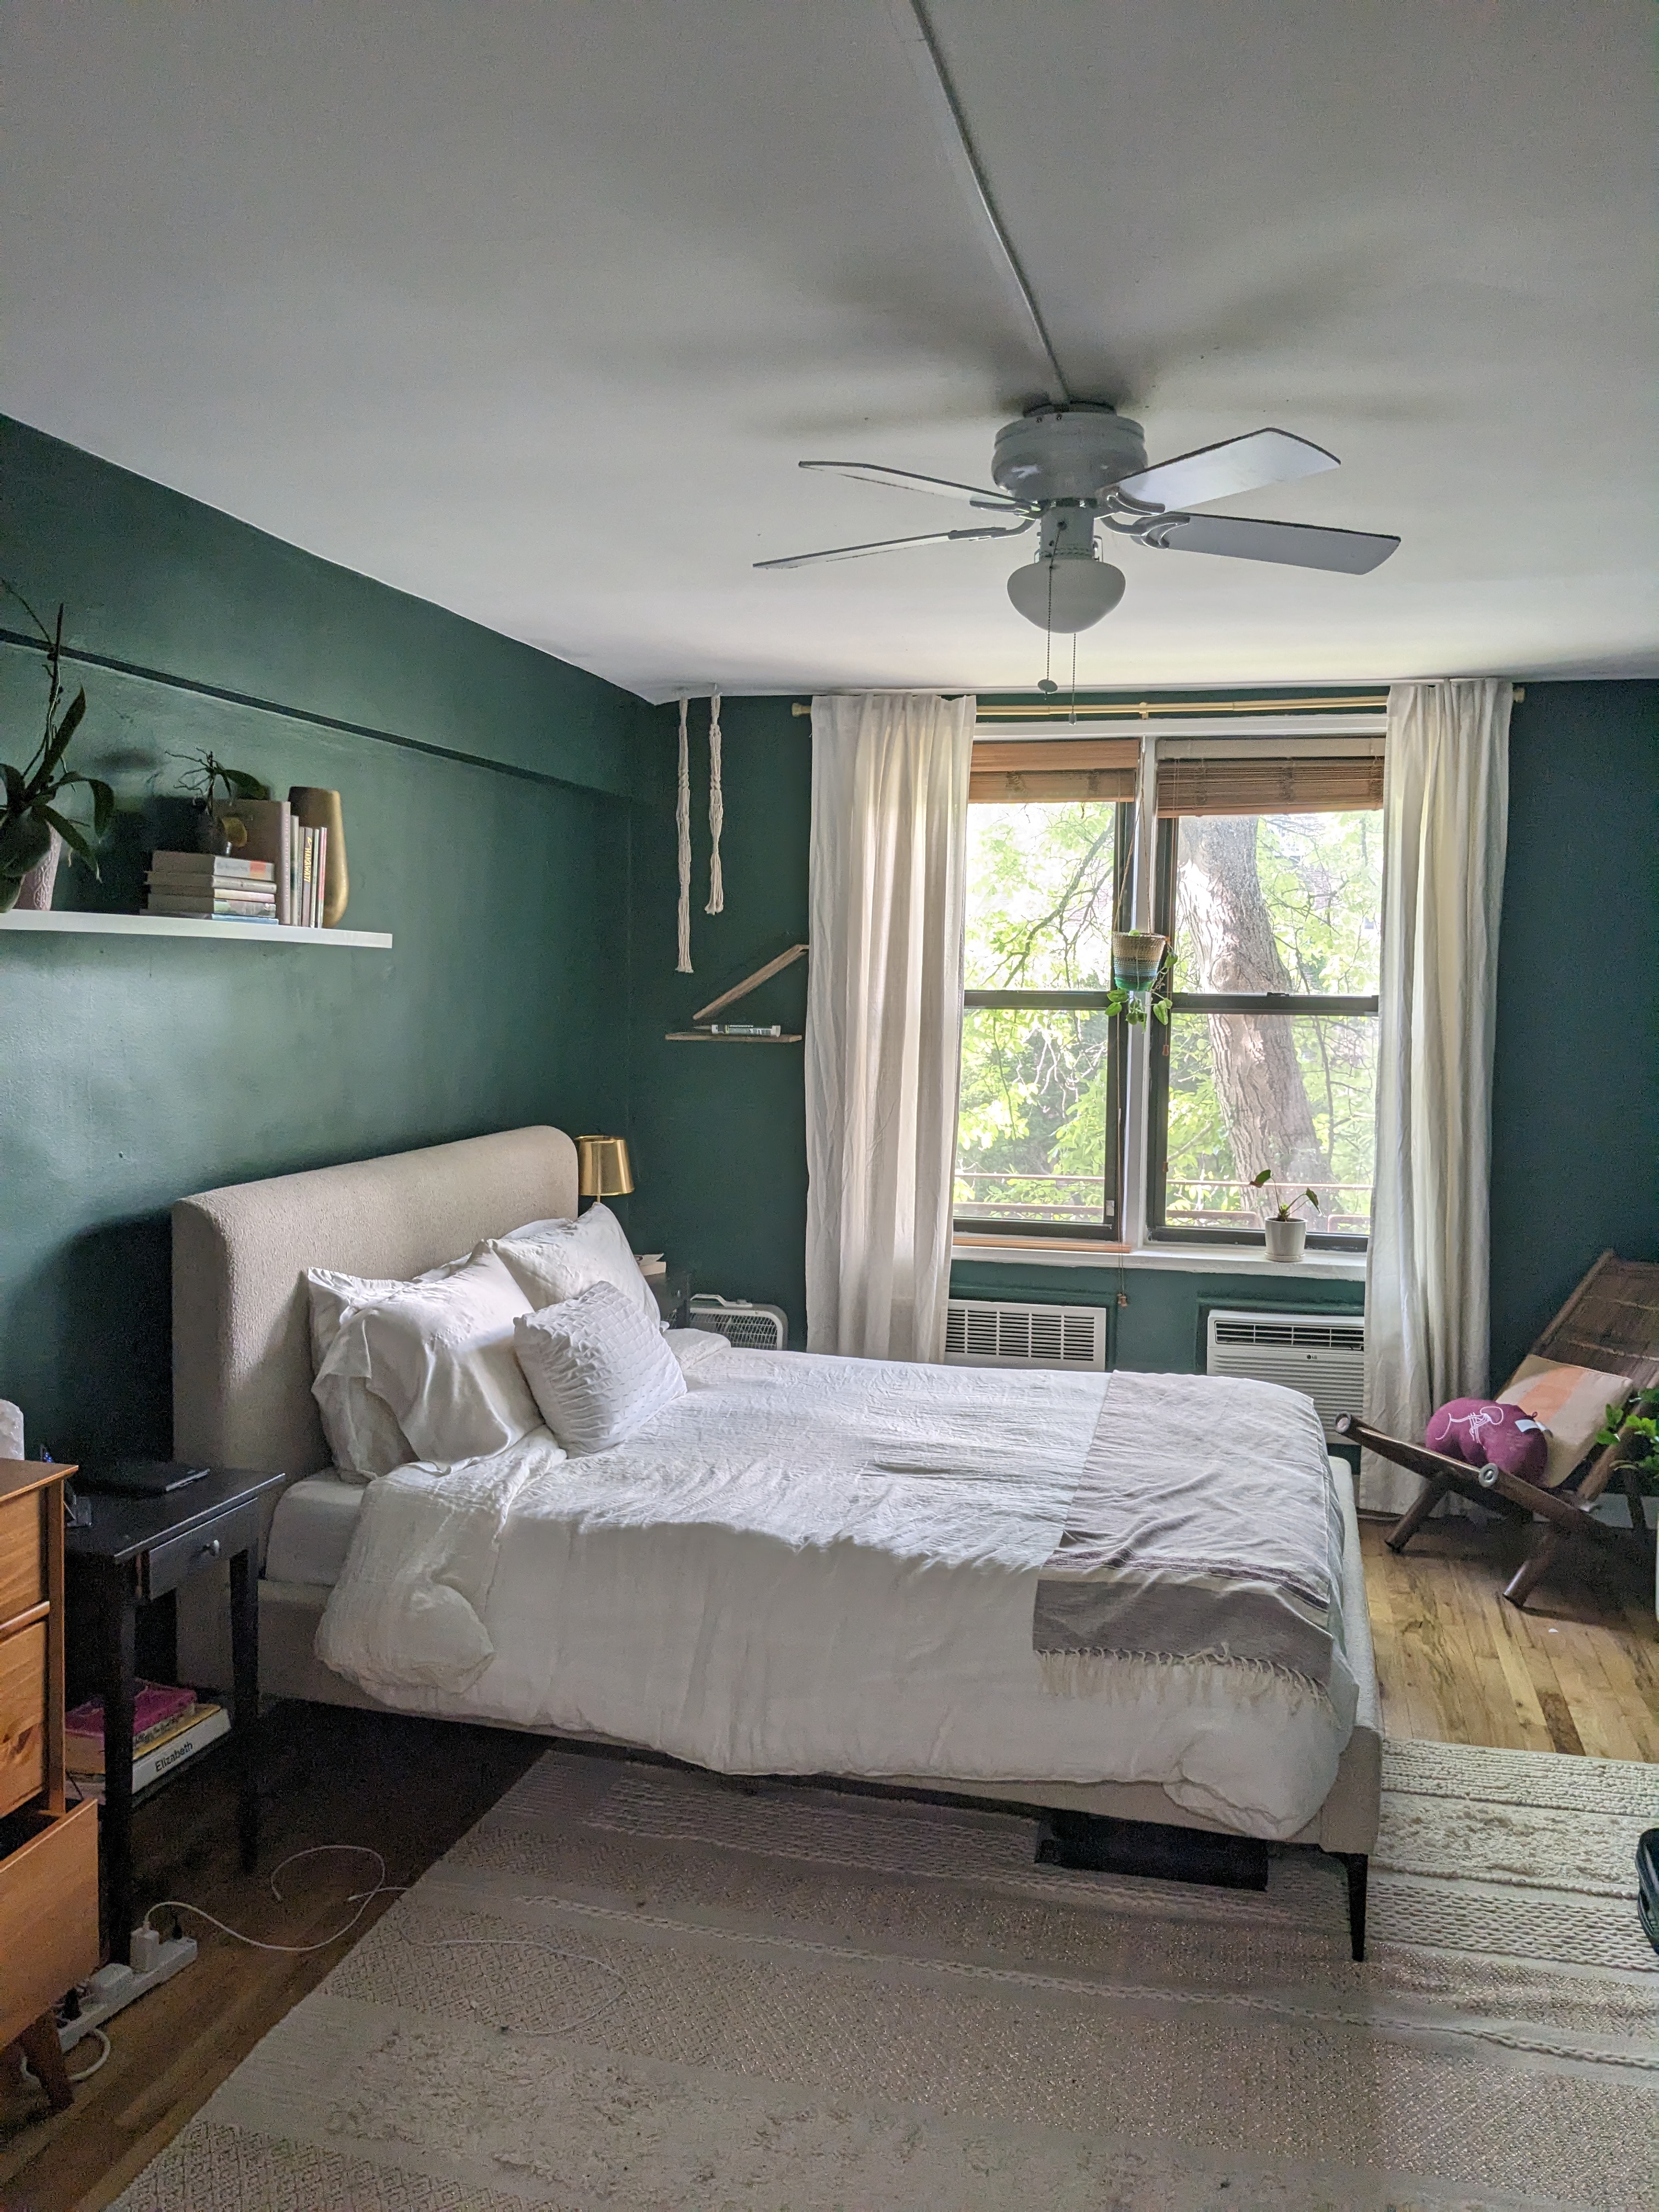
[799,460,1025,512]
[756,521,1031,571]
[1137,512,1400,574]
[1113,429,1339,514]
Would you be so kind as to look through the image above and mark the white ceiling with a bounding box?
[4,1,1654,701]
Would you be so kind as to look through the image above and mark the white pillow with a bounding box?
[513,1281,686,1455]
[491,1202,661,1330]
[328,1247,541,1464]
[305,1268,420,1478]
[666,1328,733,1382]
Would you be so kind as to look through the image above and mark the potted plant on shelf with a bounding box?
[173,750,270,854]
[0,586,114,912]
[1250,1169,1321,1261]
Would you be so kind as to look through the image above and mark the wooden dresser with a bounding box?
[1,1460,100,2111]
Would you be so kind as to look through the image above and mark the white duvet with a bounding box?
[315,1342,1354,1837]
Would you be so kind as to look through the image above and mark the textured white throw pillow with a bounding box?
[492,1201,661,1330]
[328,1247,541,1464]
[306,1268,421,1478]
[513,1280,686,1455]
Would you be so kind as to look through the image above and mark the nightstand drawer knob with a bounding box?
[202,1537,222,1558]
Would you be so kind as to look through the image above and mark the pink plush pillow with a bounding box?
[1425,1397,1548,1482]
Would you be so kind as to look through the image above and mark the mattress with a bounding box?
[312,1349,1357,1838]
[264,1472,366,1588]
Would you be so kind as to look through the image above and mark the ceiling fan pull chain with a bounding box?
[676,695,693,972]
[705,690,725,917]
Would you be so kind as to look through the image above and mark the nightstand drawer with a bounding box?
[141,1497,264,1600]
[0,1618,49,1820]
[0,1488,45,1630]
[0,1800,100,2050]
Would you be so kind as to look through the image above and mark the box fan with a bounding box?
[687,1295,789,1350]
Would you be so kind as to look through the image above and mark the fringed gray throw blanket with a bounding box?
[1034,1372,1356,1717]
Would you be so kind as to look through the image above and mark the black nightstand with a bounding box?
[650,1269,692,1328]
[65,1465,286,1961]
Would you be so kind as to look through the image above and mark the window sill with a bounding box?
[952,1240,1367,1283]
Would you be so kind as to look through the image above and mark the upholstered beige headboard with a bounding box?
[172,1125,579,1480]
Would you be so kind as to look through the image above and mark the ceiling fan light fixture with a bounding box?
[1007,554,1126,633]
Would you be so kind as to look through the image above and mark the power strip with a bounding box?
[59,1934,198,2052]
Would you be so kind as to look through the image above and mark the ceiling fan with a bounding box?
[756,400,1401,633]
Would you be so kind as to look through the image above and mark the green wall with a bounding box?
[1,416,641,1461]
[1489,681,1658,1376]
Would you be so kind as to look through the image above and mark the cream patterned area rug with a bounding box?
[115,1739,1656,2212]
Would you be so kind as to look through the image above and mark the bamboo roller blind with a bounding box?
[969,740,1138,803]
[969,740,1383,813]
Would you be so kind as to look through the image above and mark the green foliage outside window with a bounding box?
[957,803,1120,1223]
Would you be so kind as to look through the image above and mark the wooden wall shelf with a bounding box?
[664,1030,802,1043]
[0,912,392,949]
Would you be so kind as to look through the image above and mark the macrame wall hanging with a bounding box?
[705,689,724,917]
[675,692,726,972]
[675,696,693,972]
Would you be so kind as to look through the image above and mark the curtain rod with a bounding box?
[790,688,1522,718]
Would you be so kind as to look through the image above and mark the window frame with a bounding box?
[953,795,1133,1243]
[1144,815,1379,1252]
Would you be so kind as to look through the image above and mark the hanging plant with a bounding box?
[1104,936,1171,1028]
[0,584,114,912]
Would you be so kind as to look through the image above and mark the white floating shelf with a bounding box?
[0,910,392,948]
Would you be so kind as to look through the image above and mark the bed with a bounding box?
[172,1125,1380,1955]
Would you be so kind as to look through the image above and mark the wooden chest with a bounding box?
[0,1462,100,2058]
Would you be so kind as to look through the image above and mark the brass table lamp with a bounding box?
[577,1134,634,1208]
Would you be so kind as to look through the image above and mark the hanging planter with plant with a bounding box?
[1101,932,1170,1028]
[0,585,114,913]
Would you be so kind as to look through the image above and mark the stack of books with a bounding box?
[64,1679,229,1803]
[146,853,278,922]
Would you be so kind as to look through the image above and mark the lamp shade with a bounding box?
[1006,554,1126,634]
[577,1133,634,1199]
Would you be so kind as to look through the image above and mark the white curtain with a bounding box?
[1362,679,1512,1514]
[805,691,975,1361]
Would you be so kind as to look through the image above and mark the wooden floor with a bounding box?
[1359,1513,1658,1760]
[2,1525,1654,2212]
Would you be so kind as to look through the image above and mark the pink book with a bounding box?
[65,1679,196,1741]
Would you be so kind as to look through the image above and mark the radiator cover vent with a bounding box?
[1205,1308,1366,1436]
[945,1299,1107,1371]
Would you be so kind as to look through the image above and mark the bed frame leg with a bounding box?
[1338,1852,1368,1961]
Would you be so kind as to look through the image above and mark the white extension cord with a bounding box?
[144,1845,627,2039]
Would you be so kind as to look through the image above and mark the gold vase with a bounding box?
[288,786,348,926]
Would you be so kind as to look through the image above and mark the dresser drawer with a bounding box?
[142,1497,264,1601]
[0,1618,48,1821]
[0,1799,101,2049]
[0,1488,44,1631]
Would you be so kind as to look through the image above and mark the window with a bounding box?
[955,731,1383,1249]
[955,742,1137,1237]
[1148,798,1381,1246]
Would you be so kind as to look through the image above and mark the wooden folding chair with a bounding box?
[1338,1252,1659,1609]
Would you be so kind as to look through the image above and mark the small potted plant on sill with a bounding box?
[0,586,114,912]
[1250,1169,1321,1261]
